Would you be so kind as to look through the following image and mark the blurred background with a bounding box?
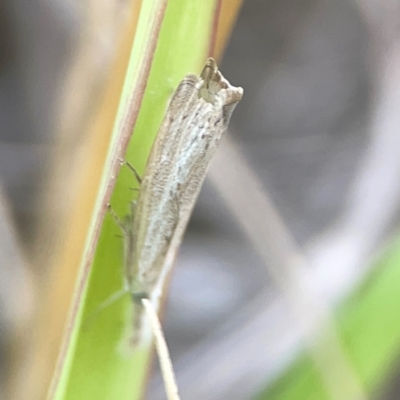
[1,0,400,399]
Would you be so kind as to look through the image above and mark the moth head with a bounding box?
[199,57,243,107]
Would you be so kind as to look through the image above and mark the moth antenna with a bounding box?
[107,204,126,233]
[142,298,180,400]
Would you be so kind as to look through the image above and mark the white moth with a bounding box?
[116,58,243,346]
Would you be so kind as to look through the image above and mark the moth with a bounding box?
[115,58,243,345]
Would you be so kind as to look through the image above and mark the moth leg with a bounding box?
[125,161,142,184]
[107,204,136,293]
[107,204,126,232]
[117,157,142,185]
